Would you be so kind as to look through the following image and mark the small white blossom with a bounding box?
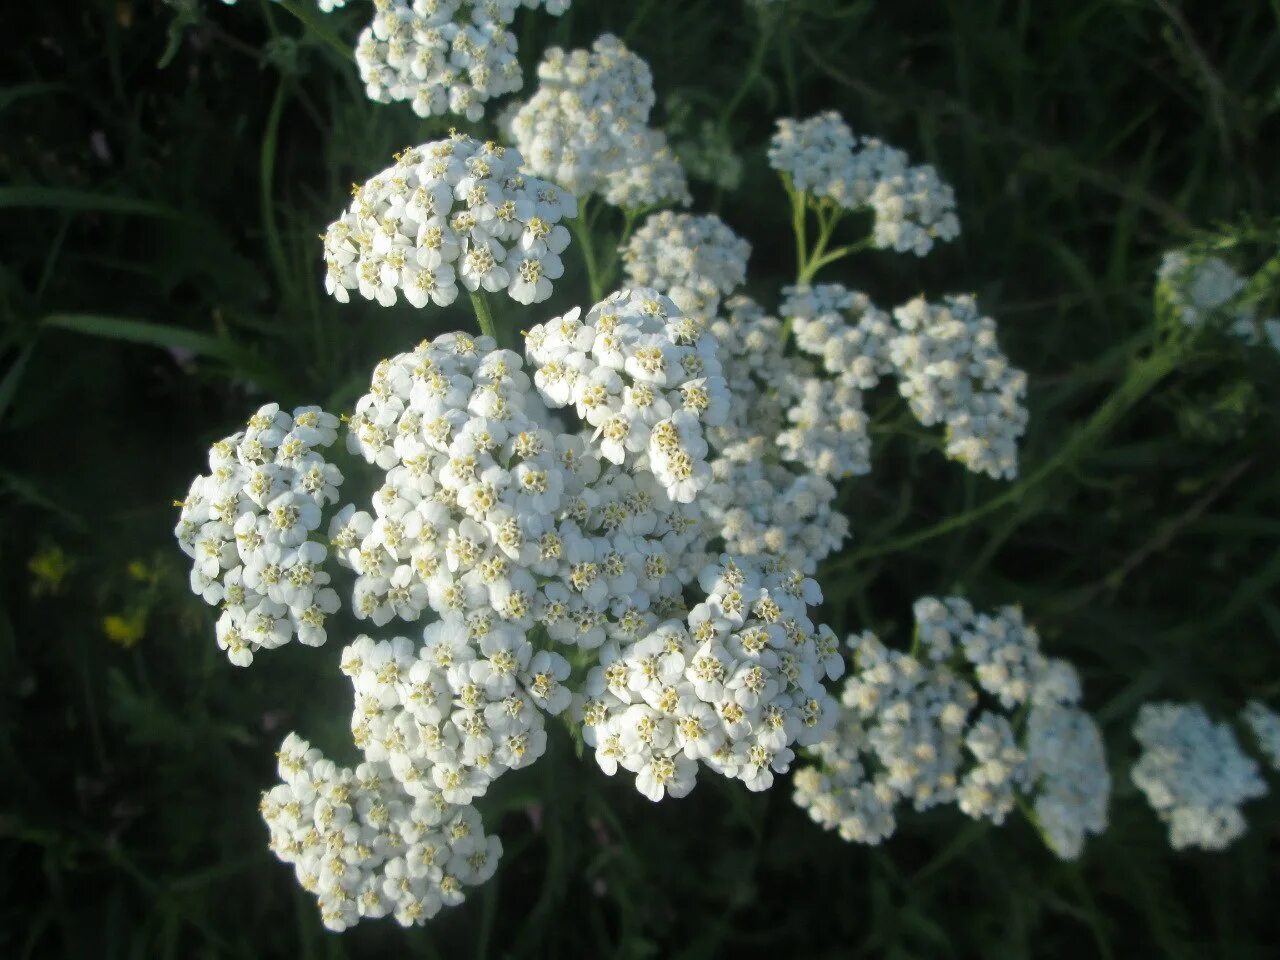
[1132,701,1267,851]
[174,405,344,665]
[323,133,576,309]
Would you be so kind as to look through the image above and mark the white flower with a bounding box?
[621,212,751,322]
[768,111,959,256]
[505,35,690,209]
[174,404,345,665]
[1132,701,1267,851]
[888,295,1028,480]
[354,0,570,122]
[323,133,576,309]
[260,735,500,932]
[1242,700,1280,771]
[584,555,839,800]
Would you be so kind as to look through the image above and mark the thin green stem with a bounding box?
[823,338,1183,575]
[787,179,808,280]
[470,291,500,343]
[276,0,356,63]
[800,235,871,284]
[717,10,775,136]
[260,78,291,305]
[569,214,604,302]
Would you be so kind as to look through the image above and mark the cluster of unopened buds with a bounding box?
[178,10,1280,934]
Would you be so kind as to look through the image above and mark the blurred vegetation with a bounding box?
[3,0,1280,956]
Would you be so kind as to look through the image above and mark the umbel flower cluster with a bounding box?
[355,0,570,122]
[322,133,575,308]
[176,14,1279,929]
[768,110,960,256]
[174,404,344,665]
[506,34,690,210]
[793,598,1111,860]
[1130,701,1268,851]
[1155,247,1280,352]
[621,212,751,322]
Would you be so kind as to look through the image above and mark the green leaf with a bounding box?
[0,187,182,219]
[40,314,289,397]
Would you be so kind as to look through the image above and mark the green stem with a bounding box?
[260,78,290,305]
[276,0,356,63]
[787,179,807,280]
[823,340,1183,575]
[801,237,872,283]
[717,10,774,136]
[569,214,604,302]
[470,291,500,343]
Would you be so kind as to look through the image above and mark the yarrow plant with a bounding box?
[170,11,1280,936]
[355,0,570,122]
[793,598,1111,860]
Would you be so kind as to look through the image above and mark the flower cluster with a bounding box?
[888,295,1028,480]
[702,295,852,572]
[1156,248,1280,351]
[261,734,500,932]
[322,132,576,309]
[332,311,718,655]
[1131,701,1268,851]
[355,0,570,122]
[341,618,571,805]
[507,34,690,210]
[1242,700,1280,771]
[174,404,344,666]
[793,597,1110,860]
[579,555,842,800]
[768,111,960,256]
[525,288,729,503]
[620,212,751,322]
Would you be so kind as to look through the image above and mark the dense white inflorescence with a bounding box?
[174,404,344,666]
[768,111,960,256]
[579,555,842,800]
[793,598,1111,860]
[1242,700,1280,771]
[322,133,576,309]
[524,289,729,503]
[620,212,751,322]
[261,733,500,931]
[355,0,570,122]
[704,296,851,572]
[889,295,1029,480]
[341,618,572,804]
[507,35,691,210]
[1131,701,1268,851]
[332,303,723,660]
[1156,248,1280,351]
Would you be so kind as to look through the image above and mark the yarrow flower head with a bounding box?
[525,288,729,503]
[579,554,842,801]
[507,34,691,210]
[794,597,1110,860]
[768,111,960,256]
[621,212,751,322]
[888,295,1028,480]
[174,404,344,666]
[322,132,575,308]
[334,317,716,655]
[261,733,501,931]
[1131,701,1268,851]
[355,0,570,122]
[1156,248,1280,351]
[1242,700,1280,772]
[340,617,571,805]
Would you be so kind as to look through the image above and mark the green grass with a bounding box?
[3,0,1280,956]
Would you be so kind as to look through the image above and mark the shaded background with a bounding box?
[3,0,1280,956]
